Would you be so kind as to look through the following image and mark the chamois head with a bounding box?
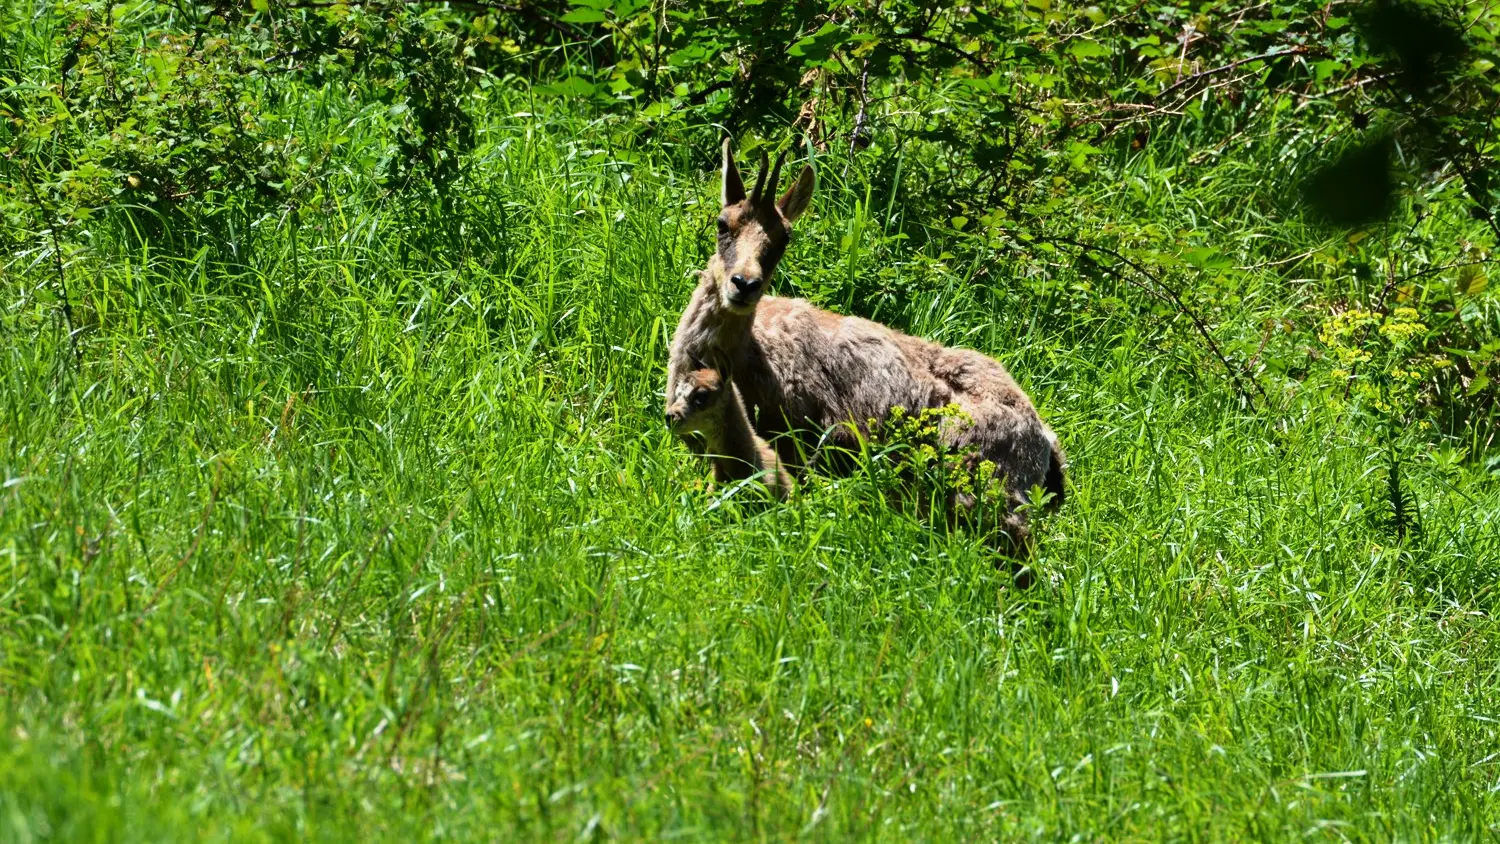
[716,138,815,314]
[664,366,725,437]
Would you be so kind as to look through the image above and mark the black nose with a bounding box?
[730,274,763,294]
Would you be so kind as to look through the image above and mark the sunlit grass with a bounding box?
[3,81,1499,840]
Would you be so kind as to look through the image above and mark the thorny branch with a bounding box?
[14,160,82,368]
[1155,45,1311,101]
[1026,232,1270,410]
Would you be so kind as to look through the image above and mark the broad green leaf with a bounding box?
[561,8,607,23]
[1457,265,1488,296]
[1067,39,1110,59]
[1182,246,1233,271]
[536,76,598,96]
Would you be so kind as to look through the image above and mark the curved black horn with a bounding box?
[750,149,770,203]
[765,148,788,207]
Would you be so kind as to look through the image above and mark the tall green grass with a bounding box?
[3,80,1499,840]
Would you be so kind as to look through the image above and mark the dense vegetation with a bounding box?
[3,0,1499,838]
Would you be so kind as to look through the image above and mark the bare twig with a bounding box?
[1051,1,1147,46]
[1175,23,1197,85]
[14,163,81,367]
[844,59,870,181]
[1031,233,1270,409]
[1294,72,1394,102]
[1156,45,1309,101]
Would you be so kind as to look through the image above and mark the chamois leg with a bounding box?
[993,506,1037,590]
[947,484,1037,589]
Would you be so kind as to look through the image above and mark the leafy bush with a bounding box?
[0,0,484,247]
[2,0,1498,435]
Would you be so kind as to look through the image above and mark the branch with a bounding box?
[904,33,992,71]
[685,79,732,105]
[844,59,870,180]
[1029,233,1270,410]
[1155,45,1309,101]
[13,161,81,368]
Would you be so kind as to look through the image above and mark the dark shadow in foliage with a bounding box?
[1302,135,1397,227]
[1297,1,1473,229]
[1292,1,1500,431]
[1354,0,1467,92]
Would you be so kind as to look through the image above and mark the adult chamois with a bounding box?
[666,139,1064,552]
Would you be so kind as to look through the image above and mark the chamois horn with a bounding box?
[750,149,770,204]
[765,148,788,208]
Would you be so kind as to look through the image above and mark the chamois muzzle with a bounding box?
[728,273,764,306]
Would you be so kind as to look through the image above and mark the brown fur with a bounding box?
[665,367,793,498]
[666,140,1065,546]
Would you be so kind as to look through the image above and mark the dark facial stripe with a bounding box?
[717,230,737,271]
[716,208,789,279]
[760,238,786,277]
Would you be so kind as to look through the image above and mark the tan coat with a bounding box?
[665,139,1063,550]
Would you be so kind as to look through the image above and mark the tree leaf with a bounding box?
[1067,40,1110,59]
[561,8,607,24]
[1457,265,1488,296]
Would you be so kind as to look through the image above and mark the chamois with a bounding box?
[666,139,1065,550]
[665,367,793,498]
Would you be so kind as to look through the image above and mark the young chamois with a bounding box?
[666,139,1065,550]
[665,367,793,498]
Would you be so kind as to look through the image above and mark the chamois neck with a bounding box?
[708,389,764,482]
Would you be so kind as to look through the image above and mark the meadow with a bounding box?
[4,2,1500,839]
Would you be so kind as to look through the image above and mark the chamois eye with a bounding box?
[716,218,729,234]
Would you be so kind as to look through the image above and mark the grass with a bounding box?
[4,75,1500,840]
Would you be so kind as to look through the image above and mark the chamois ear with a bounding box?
[721,138,746,207]
[777,164,815,223]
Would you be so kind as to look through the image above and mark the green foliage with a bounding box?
[860,403,1013,528]
[1317,305,1450,418]
[3,110,1500,838]
[0,0,484,249]
[500,0,1500,430]
[3,1,1500,837]
[5,0,1499,427]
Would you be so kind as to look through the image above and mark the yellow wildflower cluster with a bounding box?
[1377,307,1427,342]
[1317,306,1450,416]
[866,404,1006,510]
[1318,308,1379,369]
